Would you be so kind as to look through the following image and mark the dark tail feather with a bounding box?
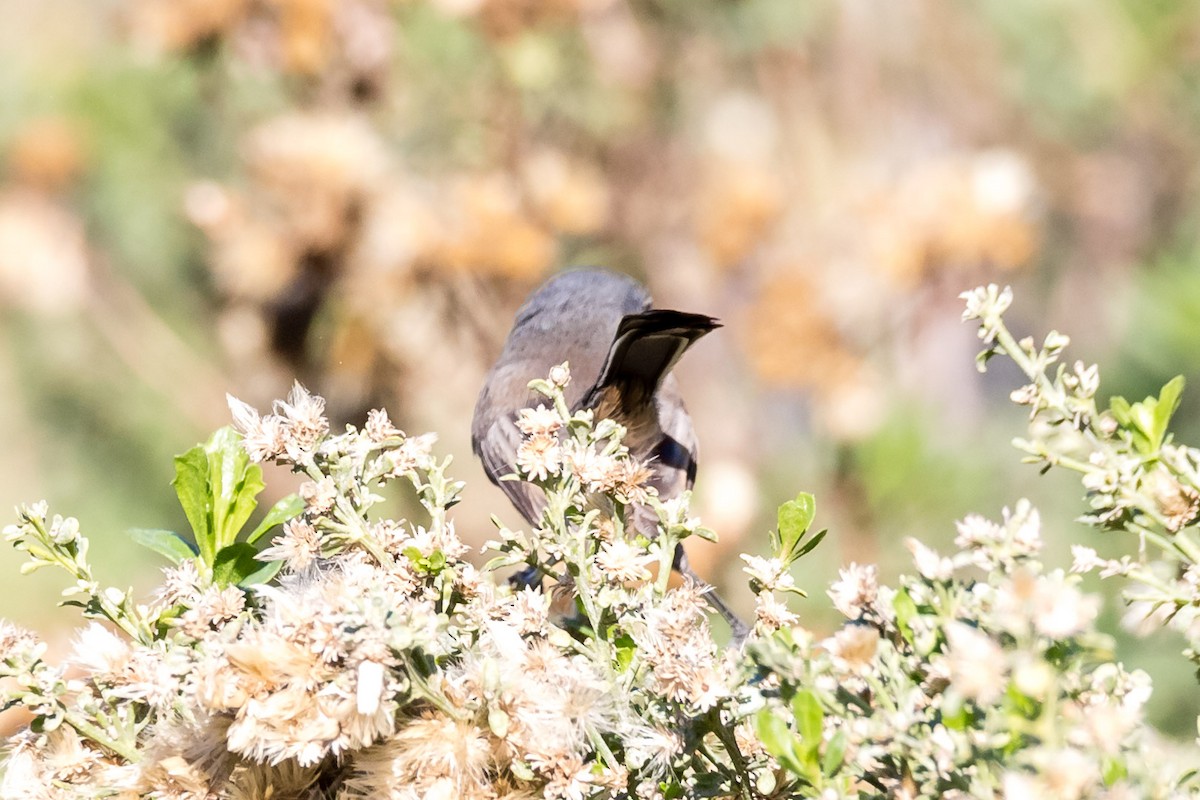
[593,310,720,403]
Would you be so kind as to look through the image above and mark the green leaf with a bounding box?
[212,543,265,587]
[613,633,637,672]
[127,528,197,565]
[753,710,808,779]
[689,771,728,794]
[893,588,919,642]
[794,528,828,559]
[1151,376,1185,450]
[207,427,264,551]
[822,729,847,777]
[172,444,212,562]
[790,688,823,749]
[777,493,816,556]
[660,781,685,800]
[1108,376,1186,455]
[1102,756,1127,786]
[247,494,304,544]
[941,701,971,731]
[241,558,283,587]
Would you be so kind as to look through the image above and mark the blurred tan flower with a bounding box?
[580,1,656,88]
[867,150,1040,287]
[475,0,578,40]
[128,0,249,53]
[347,182,438,290]
[270,0,335,74]
[814,362,889,442]
[695,162,783,269]
[0,189,88,314]
[522,149,610,236]
[242,111,389,251]
[431,173,555,279]
[192,191,297,302]
[7,117,86,191]
[703,92,778,164]
[743,273,861,389]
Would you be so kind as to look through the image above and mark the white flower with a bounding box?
[959,284,1013,344]
[48,515,80,545]
[300,478,337,514]
[828,563,878,619]
[566,443,621,491]
[905,538,953,580]
[741,554,796,593]
[259,518,322,572]
[505,586,551,635]
[364,408,402,442]
[70,623,131,677]
[943,620,1005,705]
[754,593,799,632]
[1032,747,1099,800]
[623,725,682,780]
[823,624,879,673]
[1069,545,1102,574]
[655,494,703,538]
[1072,361,1099,398]
[516,434,561,481]
[1030,571,1098,639]
[594,539,655,584]
[516,404,563,437]
[1004,500,1042,554]
[954,513,1002,550]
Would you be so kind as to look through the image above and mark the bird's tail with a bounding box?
[590,310,720,406]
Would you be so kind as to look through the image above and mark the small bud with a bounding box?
[1043,330,1070,352]
[50,515,80,545]
[1073,361,1100,398]
[1010,384,1039,406]
[548,362,571,387]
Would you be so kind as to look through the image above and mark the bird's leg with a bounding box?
[673,545,750,645]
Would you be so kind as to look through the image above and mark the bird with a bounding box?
[471,267,748,641]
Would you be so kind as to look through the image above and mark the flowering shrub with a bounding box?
[3,288,1200,798]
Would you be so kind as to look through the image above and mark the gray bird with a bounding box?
[471,267,748,640]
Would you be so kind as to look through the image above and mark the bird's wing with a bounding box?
[476,416,547,526]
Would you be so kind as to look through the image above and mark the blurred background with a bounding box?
[3,0,1200,734]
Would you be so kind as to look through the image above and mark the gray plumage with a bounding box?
[472,267,748,640]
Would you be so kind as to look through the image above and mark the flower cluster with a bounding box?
[0,376,752,799]
[963,284,1200,676]
[5,311,1200,797]
[745,500,1189,799]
